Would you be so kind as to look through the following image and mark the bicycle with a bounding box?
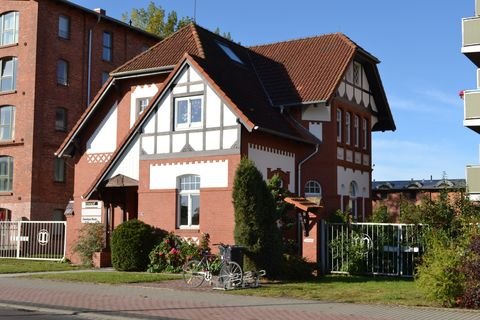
[182,243,243,290]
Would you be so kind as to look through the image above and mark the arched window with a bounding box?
[0,11,19,46]
[0,156,13,192]
[305,180,321,197]
[0,105,14,140]
[178,175,200,228]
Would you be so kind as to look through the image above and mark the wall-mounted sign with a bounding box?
[81,200,103,223]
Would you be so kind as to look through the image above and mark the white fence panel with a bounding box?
[325,222,426,277]
[0,221,66,261]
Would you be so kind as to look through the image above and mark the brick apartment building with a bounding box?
[0,0,158,222]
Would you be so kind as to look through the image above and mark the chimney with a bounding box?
[93,8,106,16]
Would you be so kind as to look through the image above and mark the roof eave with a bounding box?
[111,65,175,79]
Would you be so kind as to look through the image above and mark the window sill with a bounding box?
[0,90,17,96]
[0,192,13,196]
[176,227,200,232]
[57,83,69,87]
[0,139,24,147]
[0,43,19,49]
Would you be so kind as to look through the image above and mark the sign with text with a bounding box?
[81,200,103,223]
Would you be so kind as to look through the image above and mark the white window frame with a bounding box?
[0,11,19,46]
[58,15,70,39]
[0,156,13,192]
[336,109,342,143]
[0,105,14,141]
[177,175,200,229]
[136,97,150,118]
[175,95,203,130]
[354,115,359,147]
[0,57,16,92]
[345,112,351,145]
[305,180,322,198]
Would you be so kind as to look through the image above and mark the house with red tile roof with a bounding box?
[56,23,395,265]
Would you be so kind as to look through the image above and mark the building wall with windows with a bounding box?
[0,0,158,221]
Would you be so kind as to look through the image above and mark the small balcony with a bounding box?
[464,90,480,133]
[462,16,480,66]
[466,165,480,200]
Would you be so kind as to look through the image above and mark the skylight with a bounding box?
[216,41,243,64]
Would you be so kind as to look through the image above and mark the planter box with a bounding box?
[93,250,111,268]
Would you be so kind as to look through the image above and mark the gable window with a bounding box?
[336,109,342,143]
[362,118,368,150]
[175,95,203,130]
[178,175,200,228]
[0,11,19,46]
[345,112,351,145]
[0,57,17,92]
[55,107,67,131]
[54,158,65,182]
[354,115,359,147]
[0,156,13,192]
[102,32,112,62]
[136,97,150,118]
[0,105,14,140]
[57,59,68,86]
[305,180,322,198]
[58,15,70,39]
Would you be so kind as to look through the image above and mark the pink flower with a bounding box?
[170,248,179,255]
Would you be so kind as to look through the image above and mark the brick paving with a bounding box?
[0,275,479,320]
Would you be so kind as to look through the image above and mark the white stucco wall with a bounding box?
[86,103,117,154]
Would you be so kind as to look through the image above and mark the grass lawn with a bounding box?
[230,275,434,307]
[0,258,85,274]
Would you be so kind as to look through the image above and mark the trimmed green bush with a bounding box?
[110,219,156,271]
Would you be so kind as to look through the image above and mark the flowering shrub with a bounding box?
[148,232,204,273]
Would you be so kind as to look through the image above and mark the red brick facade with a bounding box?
[0,0,157,222]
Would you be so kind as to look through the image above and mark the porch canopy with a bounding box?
[284,196,324,237]
[104,174,138,187]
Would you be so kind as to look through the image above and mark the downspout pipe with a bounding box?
[297,144,319,196]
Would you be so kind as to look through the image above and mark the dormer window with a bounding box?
[175,95,203,130]
[216,41,243,64]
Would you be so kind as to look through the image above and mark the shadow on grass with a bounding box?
[269,274,414,285]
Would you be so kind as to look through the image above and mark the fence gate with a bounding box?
[324,223,426,277]
[0,221,66,261]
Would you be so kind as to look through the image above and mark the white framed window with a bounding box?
[54,158,65,182]
[137,97,150,118]
[345,112,351,145]
[362,118,368,150]
[336,109,342,143]
[57,59,68,86]
[178,175,200,229]
[353,62,361,86]
[354,115,359,147]
[102,32,112,61]
[0,156,13,192]
[58,15,70,39]
[55,107,67,131]
[0,11,19,46]
[349,181,358,220]
[305,180,321,198]
[175,95,203,130]
[0,57,17,92]
[0,105,14,140]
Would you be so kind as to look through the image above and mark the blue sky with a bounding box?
[75,0,477,182]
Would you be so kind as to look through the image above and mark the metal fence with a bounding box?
[0,221,66,261]
[325,223,427,277]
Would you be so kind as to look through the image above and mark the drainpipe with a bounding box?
[87,29,92,105]
[297,144,319,196]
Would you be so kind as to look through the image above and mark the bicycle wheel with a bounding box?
[218,261,243,289]
[182,260,205,287]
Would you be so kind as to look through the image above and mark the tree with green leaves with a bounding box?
[232,158,282,278]
[122,1,193,38]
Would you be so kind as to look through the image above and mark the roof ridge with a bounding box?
[249,32,347,49]
[190,23,205,59]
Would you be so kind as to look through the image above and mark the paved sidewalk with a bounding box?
[0,276,479,320]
